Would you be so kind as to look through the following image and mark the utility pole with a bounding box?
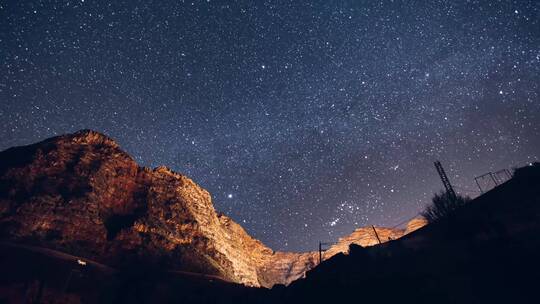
[434,161,457,201]
[318,242,331,264]
[490,172,500,186]
[474,176,483,194]
[505,169,512,179]
[318,242,322,264]
[371,225,382,244]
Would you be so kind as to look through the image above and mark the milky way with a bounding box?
[1,1,539,251]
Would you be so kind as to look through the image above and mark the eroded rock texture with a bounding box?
[322,217,427,260]
[0,130,317,287]
[0,130,425,288]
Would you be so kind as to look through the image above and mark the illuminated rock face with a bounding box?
[0,130,315,287]
[404,217,428,234]
[0,130,426,288]
[323,218,428,260]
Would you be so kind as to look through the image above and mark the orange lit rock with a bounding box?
[404,217,428,234]
[0,130,426,288]
[0,130,314,287]
[323,218,427,259]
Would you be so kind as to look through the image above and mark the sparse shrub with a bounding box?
[421,191,471,223]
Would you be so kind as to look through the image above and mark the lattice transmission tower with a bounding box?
[434,160,457,201]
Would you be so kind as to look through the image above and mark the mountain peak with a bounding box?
[68,129,119,148]
[0,130,317,287]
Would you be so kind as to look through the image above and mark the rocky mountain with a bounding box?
[0,130,424,288]
[323,218,426,259]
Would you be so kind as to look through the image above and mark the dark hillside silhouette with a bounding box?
[1,162,539,303]
[271,163,540,304]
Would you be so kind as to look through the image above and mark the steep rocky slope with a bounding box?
[0,130,424,288]
[323,218,426,259]
[0,130,313,287]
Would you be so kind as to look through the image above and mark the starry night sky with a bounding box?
[1,1,539,251]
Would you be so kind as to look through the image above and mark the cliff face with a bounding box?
[322,218,427,260]
[0,130,425,288]
[0,130,316,287]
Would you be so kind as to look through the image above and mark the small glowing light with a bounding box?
[227,194,233,198]
[77,259,87,266]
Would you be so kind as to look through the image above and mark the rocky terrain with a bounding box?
[322,217,426,259]
[0,130,424,289]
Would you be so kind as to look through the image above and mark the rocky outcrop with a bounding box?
[404,217,428,234]
[323,218,427,259]
[0,130,426,288]
[0,130,318,287]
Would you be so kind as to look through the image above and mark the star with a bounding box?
[1,0,538,252]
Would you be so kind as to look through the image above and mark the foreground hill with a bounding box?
[275,163,540,303]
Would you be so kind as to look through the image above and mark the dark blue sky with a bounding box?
[1,0,539,251]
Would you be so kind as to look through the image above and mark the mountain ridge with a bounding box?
[0,130,424,288]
